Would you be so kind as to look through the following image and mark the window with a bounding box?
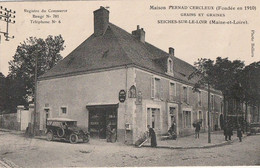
[61,107,67,115]
[151,77,162,99]
[169,107,176,126]
[211,95,214,110]
[169,82,176,101]
[193,111,198,123]
[168,59,173,73]
[199,111,202,120]
[198,91,202,106]
[183,86,188,103]
[183,111,191,128]
[155,78,160,99]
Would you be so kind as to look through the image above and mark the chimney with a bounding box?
[169,47,174,56]
[93,6,109,36]
[132,25,145,43]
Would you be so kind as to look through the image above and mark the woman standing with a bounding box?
[147,125,157,147]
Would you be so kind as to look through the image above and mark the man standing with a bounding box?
[237,124,243,142]
[224,123,228,141]
[227,124,233,141]
[195,122,201,139]
[147,125,157,147]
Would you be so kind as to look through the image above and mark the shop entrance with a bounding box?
[87,104,118,139]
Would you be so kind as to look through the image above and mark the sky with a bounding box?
[0,0,259,76]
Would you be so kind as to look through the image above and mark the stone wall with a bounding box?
[0,113,20,130]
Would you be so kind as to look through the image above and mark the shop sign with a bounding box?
[119,90,126,103]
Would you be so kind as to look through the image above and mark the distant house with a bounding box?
[36,7,223,144]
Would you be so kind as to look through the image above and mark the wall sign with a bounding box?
[119,90,126,103]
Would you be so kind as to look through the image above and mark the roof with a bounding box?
[39,22,200,85]
[47,118,77,122]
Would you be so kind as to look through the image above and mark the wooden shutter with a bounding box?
[151,76,154,98]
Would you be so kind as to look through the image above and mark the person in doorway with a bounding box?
[106,124,112,142]
[195,122,201,139]
[147,125,157,147]
[237,124,243,142]
[111,128,117,143]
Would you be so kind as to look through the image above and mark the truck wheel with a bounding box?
[69,134,78,144]
[46,132,53,141]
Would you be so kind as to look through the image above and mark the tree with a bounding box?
[189,57,245,142]
[6,35,65,111]
[189,58,215,143]
[0,73,7,113]
[240,62,260,126]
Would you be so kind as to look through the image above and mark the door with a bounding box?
[147,108,160,133]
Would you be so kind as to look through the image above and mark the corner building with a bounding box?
[37,7,223,144]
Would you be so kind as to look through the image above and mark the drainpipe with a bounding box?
[124,65,128,144]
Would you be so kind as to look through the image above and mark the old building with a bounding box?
[36,7,223,144]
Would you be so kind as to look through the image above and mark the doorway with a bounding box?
[87,104,118,139]
[147,108,160,132]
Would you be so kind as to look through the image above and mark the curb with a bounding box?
[142,135,248,149]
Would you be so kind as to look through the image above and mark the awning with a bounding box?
[86,103,119,109]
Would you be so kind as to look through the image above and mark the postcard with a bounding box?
[0,0,259,167]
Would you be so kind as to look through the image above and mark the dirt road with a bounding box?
[0,130,259,167]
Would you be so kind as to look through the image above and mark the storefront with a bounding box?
[86,104,118,139]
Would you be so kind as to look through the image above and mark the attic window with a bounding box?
[169,59,173,72]
[167,58,173,75]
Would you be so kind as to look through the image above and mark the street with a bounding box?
[0,130,259,167]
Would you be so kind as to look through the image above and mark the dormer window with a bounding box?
[167,57,174,75]
[169,59,173,72]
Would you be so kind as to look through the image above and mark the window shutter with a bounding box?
[187,87,190,104]
[182,86,185,102]
[151,76,154,98]
[160,81,163,100]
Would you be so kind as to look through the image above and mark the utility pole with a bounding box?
[0,6,15,43]
[208,82,211,143]
[33,49,38,136]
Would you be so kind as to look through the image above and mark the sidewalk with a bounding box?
[143,131,246,149]
[0,128,246,149]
